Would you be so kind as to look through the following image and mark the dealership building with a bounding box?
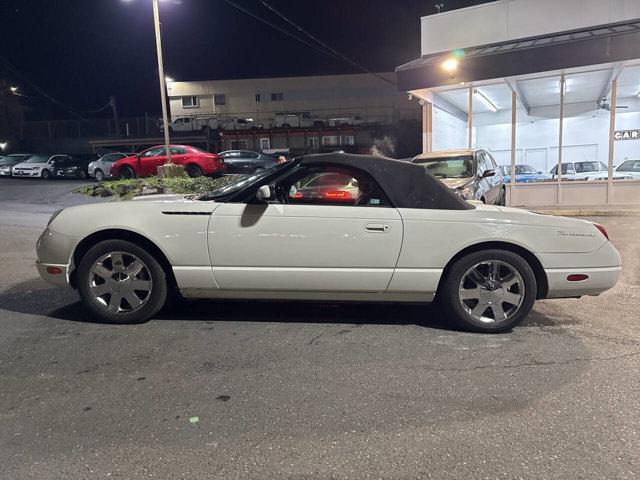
[397,0,640,207]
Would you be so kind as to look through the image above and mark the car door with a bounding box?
[475,152,492,203]
[208,164,403,292]
[138,146,167,176]
[483,151,501,203]
[170,146,190,166]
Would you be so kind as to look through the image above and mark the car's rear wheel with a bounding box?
[498,188,506,206]
[437,249,536,333]
[119,166,135,179]
[41,169,51,180]
[186,164,203,177]
[77,240,167,324]
[94,169,105,182]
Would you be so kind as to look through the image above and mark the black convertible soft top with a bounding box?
[300,153,472,210]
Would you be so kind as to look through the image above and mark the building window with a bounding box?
[259,138,270,150]
[255,93,262,102]
[322,136,339,147]
[214,94,226,106]
[343,135,355,146]
[308,137,319,149]
[270,92,284,102]
[181,96,199,108]
[230,139,248,150]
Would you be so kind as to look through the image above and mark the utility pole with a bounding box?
[152,0,172,164]
[110,95,120,137]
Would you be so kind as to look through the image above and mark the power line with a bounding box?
[220,0,353,68]
[258,0,396,86]
[0,56,112,118]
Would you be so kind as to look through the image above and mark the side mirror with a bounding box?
[538,171,543,174]
[256,185,271,201]
[482,169,496,178]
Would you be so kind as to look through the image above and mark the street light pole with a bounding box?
[152,0,172,164]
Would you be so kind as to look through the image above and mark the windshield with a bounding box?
[415,155,474,178]
[574,161,600,173]
[200,163,289,200]
[514,164,537,175]
[25,155,51,164]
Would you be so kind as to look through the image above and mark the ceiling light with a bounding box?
[473,89,498,113]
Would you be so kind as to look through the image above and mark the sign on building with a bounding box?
[614,130,640,141]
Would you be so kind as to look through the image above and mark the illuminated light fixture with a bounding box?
[0,142,7,150]
[442,58,458,73]
[473,89,498,113]
[165,76,174,83]
[636,90,640,98]
[10,86,18,93]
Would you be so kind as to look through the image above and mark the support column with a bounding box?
[468,87,473,149]
[607,78,617,204]
[422,102,433,154]
[557,74,565,205]
[510,90,517,206]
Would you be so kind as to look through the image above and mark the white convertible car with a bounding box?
[36,154,621,333]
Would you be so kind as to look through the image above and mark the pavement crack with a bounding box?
[306,334,323,346]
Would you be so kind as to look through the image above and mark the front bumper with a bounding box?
[0,169,12,176]
[13,170,40,177]
[36,228,78,288]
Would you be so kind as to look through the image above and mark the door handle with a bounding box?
[365,223,390,233]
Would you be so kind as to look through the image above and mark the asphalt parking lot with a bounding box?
[0,178,638,479]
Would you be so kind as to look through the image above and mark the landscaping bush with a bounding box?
[75,175,240,200]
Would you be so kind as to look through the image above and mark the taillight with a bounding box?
[593,223,609,241]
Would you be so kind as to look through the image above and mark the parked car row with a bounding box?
[498,160,639,182]
[0,153,97,179]
[161,111,367,133]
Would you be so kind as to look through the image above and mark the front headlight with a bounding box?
[48,209,64,226]
[455,185,476,200]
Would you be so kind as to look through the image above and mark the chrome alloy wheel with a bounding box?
[88,252,153,314]
[458,260,525,324]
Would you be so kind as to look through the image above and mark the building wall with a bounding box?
[167,73,417,125]
[421,0,640,56]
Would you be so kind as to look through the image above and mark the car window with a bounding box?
[170,146,188,155]
[483,152,497,169]
[476,153,488,176]
[618,160,633,171]
[414,155,474,179]
[26,155,52,164]
[574,162,599,173]
[278,166,391,207]
[141,147,165,157]
[223,151,240,159]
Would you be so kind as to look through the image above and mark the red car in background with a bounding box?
[111,145,225,179]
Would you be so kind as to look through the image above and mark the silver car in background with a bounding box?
[88,153,129,182]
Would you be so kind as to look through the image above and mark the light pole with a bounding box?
[151,0,172,164]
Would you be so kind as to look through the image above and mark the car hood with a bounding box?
[13,162,46,169]
[440,177,473,189]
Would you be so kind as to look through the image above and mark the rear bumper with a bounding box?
[545,266,621,298]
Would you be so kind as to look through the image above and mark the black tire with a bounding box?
[437,249,537,333]
[498,188,506,206]
[186,164,203,178]
[119,166,136,179]
[313,121,325,128]
[94,169,105,182]
[41,169,51,180]
[76,239,168,324]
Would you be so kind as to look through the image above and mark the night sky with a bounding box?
[1,0,492,118]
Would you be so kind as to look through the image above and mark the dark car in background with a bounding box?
[52,155,95,179]
[499,164,552,183]
[219,150,279,173]
[412,149,505,205]
[0,154,35,177]
[88,152,129,182]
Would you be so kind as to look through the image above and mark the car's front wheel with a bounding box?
[76,240,168,324]
[41,169,51,180]
[437,249,536,333]
[94,169,105,182]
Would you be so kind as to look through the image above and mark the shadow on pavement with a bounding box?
[0,277,575,331]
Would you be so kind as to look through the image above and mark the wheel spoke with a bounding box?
[490,303,507,321]
[502,274,519,289]
[468,268,487,286]
[110,253,125,272]
[125,260,144,277]
[471,302,488,318]
[131,279,152,291]
[460,286,481,301]
[491,261,501,281]
[90,282,112,297]
[503,291,522,306]
[123,290,143,309]
[92,264,112,280]
[107,294,122,312]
